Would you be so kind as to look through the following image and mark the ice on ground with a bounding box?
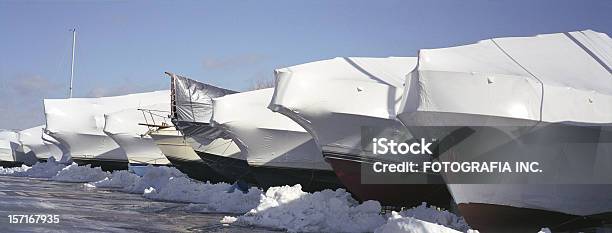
[374,212,463,233]
[122,166,186,193]
[52,163,110,182]
[396,203,471,232]
[90,170,140,188]
[143,176,263,213]
[11,157,67,178]
[238,184,385,233]
[0,165,31,175]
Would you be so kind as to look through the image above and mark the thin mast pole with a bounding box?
[69,28,76,98]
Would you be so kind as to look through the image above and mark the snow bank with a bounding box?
[52,163,110,182]
[0,165,31,175]
[238,184,385,233]
[122,166,186,193]
[375,212,464,233]
[11,157,67,178]
[142,176,262,213]
[90,170,140,188]
[220,216,238,224]
[396,203,470,232]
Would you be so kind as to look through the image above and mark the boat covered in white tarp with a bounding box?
[18,125,63,162]
[44,90,170,171]
[148,126,215,181]
[211,88,343,191]
[396,30,612,232]
[167,72,245,184]
[269,57,451,207]
[103,103,171,175]
[0,129,37,166]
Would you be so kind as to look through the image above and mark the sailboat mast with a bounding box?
[69,28,76,98]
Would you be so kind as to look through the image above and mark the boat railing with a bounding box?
[137,108,172,136]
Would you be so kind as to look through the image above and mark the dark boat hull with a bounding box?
[0,161,24,168]
[324,151,452,209]
[194,151,257,185]
[249,165,344,192]
[71,158,128,172]
[164,156,227,183]
[459,203,612,233]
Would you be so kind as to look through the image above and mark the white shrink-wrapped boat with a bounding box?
[211,88,344,191]
[44,90,170,171]
[269,57,451,207]
[397,30,612,232]
[18,125,63,162]
[167,72,246,184]
[0,130,37,167]
[147,126,211,181]
[103,103,171,176]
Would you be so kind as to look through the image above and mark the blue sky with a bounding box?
[0,0,610,130]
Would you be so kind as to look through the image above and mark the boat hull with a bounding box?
[48,132,127,163]
[106,133,170,166]
[249,164,344,192]
[458,202,611,233]
[71,158,128,172]
[398,111,612,231]
[324,151,452,209]
[150,130,227,183]
[194,151,256,185]
[0,160,24,168]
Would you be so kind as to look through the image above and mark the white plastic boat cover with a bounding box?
[0,130,20,162]
[166,72,240,157]
[399,30,612,125]
[269,57,417,155]
[44,90,170,162]
[169,72,237,124]
[103,103,171,165]
[273,57,415,119]
[0,130,36,165]
[19,125,63,161]
[41,131,69,162]
[149,127,202,162]
[212,88,331,171]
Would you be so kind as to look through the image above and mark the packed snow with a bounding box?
[237,184,386,232]
[396,203,470,232]
[6,160,559,233]
[122,166,187,193]
[220,216,238,224]
[0,164,31,174]
[142,176,263,213]
[11,157,67,178]
[90,170,140,188]
[52,163,110,182]
[375,212,465,233]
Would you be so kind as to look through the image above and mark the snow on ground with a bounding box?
[237,184,386,233]
[0,164,31,174]
[52,163,110,182]
[122,166,186,193]
[396,203,470,232]
[374,212,465,233]
[84,165,263,213]
[220,216,238,224]
[143,176,263,213]
[5,160,563,233]
[10,157,67,178]
[89,170,140,188]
